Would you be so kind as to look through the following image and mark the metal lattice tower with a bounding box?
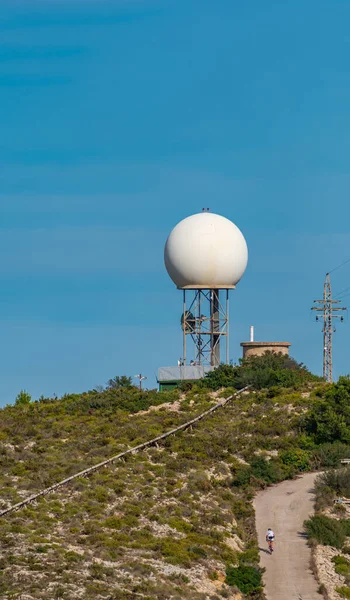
[181,289,230,367]
[311,273,346,382]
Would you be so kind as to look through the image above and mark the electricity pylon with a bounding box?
[312,273,346,383]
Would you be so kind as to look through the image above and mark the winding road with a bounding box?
[254,472,321,600]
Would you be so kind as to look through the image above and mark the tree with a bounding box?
[106,375,134,390]
[304,376,350,444]
[15,390,32,406]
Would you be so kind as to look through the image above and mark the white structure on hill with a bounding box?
[163,210,248,369]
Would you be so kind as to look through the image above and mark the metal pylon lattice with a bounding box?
[311,273,346,383]
[182,289,229,367]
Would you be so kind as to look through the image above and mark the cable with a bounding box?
[328,257,350,275]
[335,293,350,301]
[334,285,350,299]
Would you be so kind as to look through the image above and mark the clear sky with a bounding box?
[1,0,350,405]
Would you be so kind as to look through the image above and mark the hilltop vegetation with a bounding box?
[201,352,320,391]
[0,355,350,600]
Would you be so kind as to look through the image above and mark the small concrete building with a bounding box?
[240,341,291,359]
[157,365,214,391]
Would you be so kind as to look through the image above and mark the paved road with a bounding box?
[254,472,321,600]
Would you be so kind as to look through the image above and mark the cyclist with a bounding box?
[265,528,275,553]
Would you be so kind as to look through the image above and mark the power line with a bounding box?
[328,256,350,275]
[334,292,350,301]
[311,273,347,383]
[334,285,350,299]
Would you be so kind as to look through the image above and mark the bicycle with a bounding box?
[267,538,274,554]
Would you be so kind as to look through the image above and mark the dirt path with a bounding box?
[254,472,321,600]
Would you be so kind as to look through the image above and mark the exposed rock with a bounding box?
[233,454,250,465]
[225,534,244,554]
[314,545,346,600]
[254,449,279,461]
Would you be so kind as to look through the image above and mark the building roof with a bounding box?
[240,341,291,347]
[158,365,214,382]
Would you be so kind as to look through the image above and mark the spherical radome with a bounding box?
[164,212,248,289]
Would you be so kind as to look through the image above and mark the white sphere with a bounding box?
[164,212,248,289]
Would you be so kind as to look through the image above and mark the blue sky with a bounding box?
[1,0,350,404]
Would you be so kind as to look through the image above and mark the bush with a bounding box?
[336,587,350,599]
[304,515,346,549]
[201,353,318,391]
[60,387,179,415]
[239,547,260,565]
[232,466,252,488]
[315,468,350,499]
[303,377,350,444]
[232,458,283,488]
[332,555,350,575]
[106,375,134,390]
[15,390,32,406]
[103,517,122,530]
[313,443,350,469]
[250,457,282,484]
[280,448,311,472]
[225,565,262,593]
[341,519,350,537]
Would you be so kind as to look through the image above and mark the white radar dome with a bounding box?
[164,212,248,289]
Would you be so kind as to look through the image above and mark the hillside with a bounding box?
[1,356,350,600]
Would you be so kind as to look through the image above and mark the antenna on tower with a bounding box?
[134,373,147,390]
[311,273,347,383]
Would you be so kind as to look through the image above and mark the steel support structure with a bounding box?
[182,289,229,367]
[312,273,346,383]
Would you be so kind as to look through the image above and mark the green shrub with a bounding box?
[15,390,32,406]
[35,545,49,553]
[341,519,350,536]
[336,564,350,576]
[280,448,310,472]
[332,555,350,576]
[232,457,283,488]
[103,517,122,530]
[65,551,83,564]
[303,377,350,444]
[239,547,259,565]
[313,443,350,468]
[304,515,345,548]
[232,466,252,488]
[336,586,350,598]
[231,498,254,519]
[106,375,134,390]
[335,504,347,515]
[250,457,282,484]
[201,353,318,391]
[315,468,350,500]
[188,546,207,558]
[168,518,193,533]
[157,539,192,566]
[225,565,262,593]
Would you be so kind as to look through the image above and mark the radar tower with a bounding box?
[164,211,248,368]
